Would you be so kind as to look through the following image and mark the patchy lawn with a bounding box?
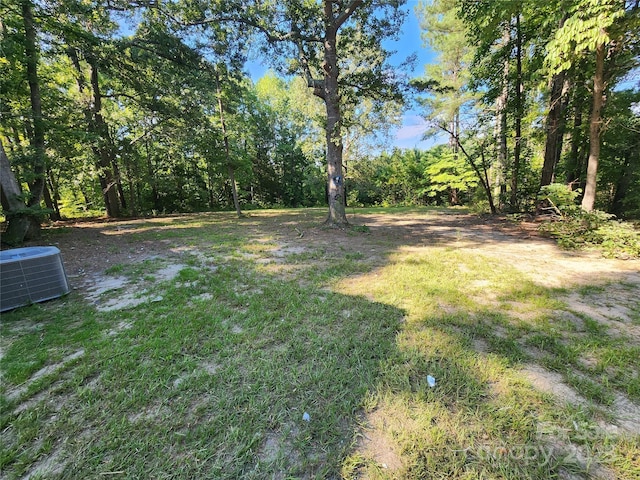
[1,207,639,479]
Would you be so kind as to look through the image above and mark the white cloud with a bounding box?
[393,115,429,141]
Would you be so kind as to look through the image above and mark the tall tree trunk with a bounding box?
[541,71,568,186]
[295,0,357,225]
[540,14,570,188]
[2,1,44,245]
[1,143,40,245]
[214,68,242,218]
[22,0,45,212]
[581,41,606,212]
[494,27,510,209]
[510,13,523,210]
[323,3,347,225]
[89,60,121,217]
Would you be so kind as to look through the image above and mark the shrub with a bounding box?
[595,222,640,258]
[537,183,580,211]
[535,184,637,256]
[538,207,640,259]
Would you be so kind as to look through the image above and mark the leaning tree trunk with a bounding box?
[1,143,40,245]
[441,124,497,214]
[581,42,606,212]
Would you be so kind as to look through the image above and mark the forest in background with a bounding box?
[1,0,639,246]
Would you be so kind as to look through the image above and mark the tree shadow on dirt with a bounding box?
[2,208,639,479]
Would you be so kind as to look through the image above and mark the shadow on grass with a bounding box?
[0,251,406,478]
[2,207,638,479]
[338,244,639,479]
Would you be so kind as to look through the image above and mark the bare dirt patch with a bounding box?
[357,409,405,472]
[20,444,66,480]
[6,349,85,404]
[15,211,639,306]
[7,210,640,478]
[522,364,586,404]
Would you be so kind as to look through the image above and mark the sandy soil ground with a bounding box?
[5,210,639,479]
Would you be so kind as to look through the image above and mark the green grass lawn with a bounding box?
[1,207,639,479]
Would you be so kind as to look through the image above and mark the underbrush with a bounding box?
[538,209,640,258]
[537,185,640,259]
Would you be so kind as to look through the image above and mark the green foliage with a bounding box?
[3,204,51,221]
[594,222,640,258]
[2,0,639,225]
[424,146,478,199]
[537,183,580,210]
[597,89,640,218]
[545,0,626,75]
[414,0,477,129]
[348,145,482,208]
[250,73,325,208]
[539,208,640,258]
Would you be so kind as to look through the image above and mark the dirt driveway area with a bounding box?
[4,208,639,479]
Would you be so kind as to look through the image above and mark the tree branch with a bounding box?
[103,92,141,102]
[291,25,325,99]
[335,0,364,29]
[151,4,322,45]
[436,121,496,213]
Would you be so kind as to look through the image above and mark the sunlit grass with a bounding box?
[337,238,639,478]
[1,207,638,479]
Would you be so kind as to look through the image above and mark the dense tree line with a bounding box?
[347,146,479,207]
[1,0,639,246]
[413,0,640,216]
[0,0,405,244]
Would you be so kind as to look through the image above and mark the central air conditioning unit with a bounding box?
[1,246,71,312]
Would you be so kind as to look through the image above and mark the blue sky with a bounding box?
[247,2,440,152]
[386,2,439,150]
